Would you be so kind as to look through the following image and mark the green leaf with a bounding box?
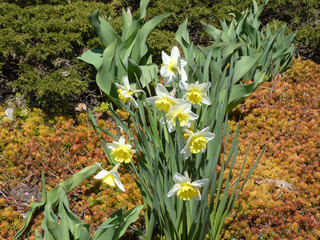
[92,205,144,240]
[13,170,48,240]
[89,10,121,47]
[96,41,116,95]
[77,49,103,70]
[232,54,260,84]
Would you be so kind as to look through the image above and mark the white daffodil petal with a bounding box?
[95,162,103,169]
[156,84,170,97]
[201,132,215,141]
[201,94,211,105]
[171,46,181,58]
[107,143,119,149]
[94,169,109,179]
[167,184,181,197]
[122,91,132,98]
[110,171,121,179]
[115,178,125,192]
[180,59,187,67]
[199,126,210,133]
[115,83,124,90]
[123,76,130,90]
[179,80,188,90]
[182,148,191,159]
[119,136,126,145]
[194,189,201,201]
[189,112,199,121]
[162,51,170,65]
[146,96,157,104]
[198,82,211,91]
[173,172,189,183]
[192,179,209,187]
[180,68,187,82]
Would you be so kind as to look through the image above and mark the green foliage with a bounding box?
[78,0,169,96]
[13,166,143,240]
[202,0,296,81]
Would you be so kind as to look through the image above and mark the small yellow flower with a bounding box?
[181,126,215,159]
[94,162,125,192]
[167,172,209,201]
[179,81,211,108]
[107,136,136,163]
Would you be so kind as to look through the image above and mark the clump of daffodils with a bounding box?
[107,136,136,163]
[167,172,209,201]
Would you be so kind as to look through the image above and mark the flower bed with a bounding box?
[0,58,319,239]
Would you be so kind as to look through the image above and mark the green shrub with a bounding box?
[0,1,118,112]
[1,0,319,113]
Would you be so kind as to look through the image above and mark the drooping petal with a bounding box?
[94,169,109,179]
[188,112,200,121]
[115,82,125,90]
[194,189,202,201]
[192,179,209,187]
[129,97,138,108]
[167,183,181,197]
[114,178,125,192]
[201,94,211,105]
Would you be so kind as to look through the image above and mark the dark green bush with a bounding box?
[0,1,118,112]
[1,0,319,112]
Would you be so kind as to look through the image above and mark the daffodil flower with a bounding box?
[115,76,139,108]
[146,83,185,113]
[181,126,215,159]
[107,135,136,163]
[179,81,211,108]
[94,162,125,192]
[160,46,187,85]
[160,102,198,133]
[167,172,209,201]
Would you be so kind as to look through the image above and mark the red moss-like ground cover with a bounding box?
[223,58,320,239]
[0,58,319,239]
